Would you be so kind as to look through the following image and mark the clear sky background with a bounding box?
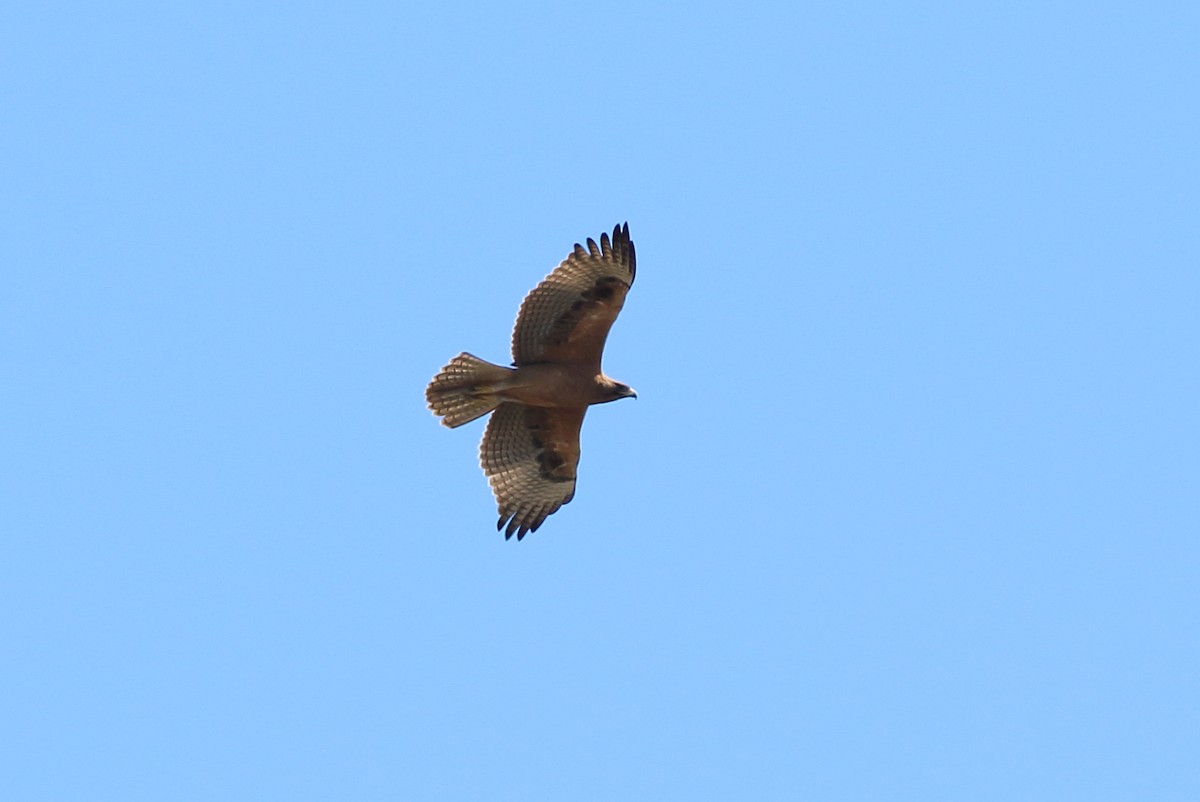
[2,2,1197,800]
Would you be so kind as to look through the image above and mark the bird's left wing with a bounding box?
[480,403,587,540]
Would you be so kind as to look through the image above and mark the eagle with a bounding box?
[426,223,637,540]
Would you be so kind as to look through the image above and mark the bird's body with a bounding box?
[425,223,637,540]
[485,362,626,409]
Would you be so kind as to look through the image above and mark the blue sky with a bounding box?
[2,2,1197,799]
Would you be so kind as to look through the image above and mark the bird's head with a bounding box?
[598,377,637,403]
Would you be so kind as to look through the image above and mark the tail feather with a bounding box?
[426,352,511,428]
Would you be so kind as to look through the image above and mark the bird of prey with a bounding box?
[426,223,637,540]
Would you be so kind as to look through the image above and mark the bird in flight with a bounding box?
[426,223,638,540]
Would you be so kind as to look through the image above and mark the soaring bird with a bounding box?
[426,223,637,540]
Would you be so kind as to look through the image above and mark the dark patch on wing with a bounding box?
[525,407,576,481]
[538,449,567,475]
[545,275,628,347]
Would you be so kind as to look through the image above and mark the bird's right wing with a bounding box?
[510,223,635,370]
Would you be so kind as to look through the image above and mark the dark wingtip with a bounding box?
[615,222,635,284]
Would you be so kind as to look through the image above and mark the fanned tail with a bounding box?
[425,352,511,428]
